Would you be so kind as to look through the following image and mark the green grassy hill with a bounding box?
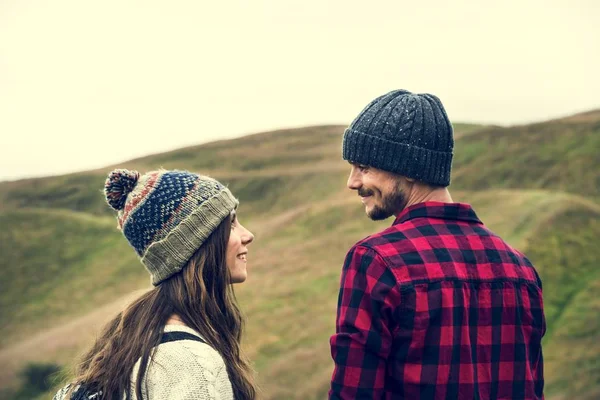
[452,113,600,197]
[0,113,599,399]
[0,209,143,344]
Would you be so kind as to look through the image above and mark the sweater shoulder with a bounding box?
[155,339,226,370]
[130,339,233,399]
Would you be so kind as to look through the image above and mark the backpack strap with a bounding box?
[160,331,206,345]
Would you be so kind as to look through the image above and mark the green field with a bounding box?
[1,112,599,399]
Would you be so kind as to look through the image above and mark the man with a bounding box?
[329,90,545,399]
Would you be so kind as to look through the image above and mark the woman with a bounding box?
[54,168,257,399]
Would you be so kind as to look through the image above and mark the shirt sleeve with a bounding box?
[329,245,401,399]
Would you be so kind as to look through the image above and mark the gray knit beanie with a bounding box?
[104,169,238,286]
[342,89,454,186]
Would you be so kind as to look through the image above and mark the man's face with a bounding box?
[347,162,407,220]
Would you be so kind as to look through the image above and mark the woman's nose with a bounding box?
[242,226,254,245]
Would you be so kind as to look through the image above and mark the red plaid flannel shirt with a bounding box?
[330,202,545,399]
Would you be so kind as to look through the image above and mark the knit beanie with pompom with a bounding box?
[104,169,238,285]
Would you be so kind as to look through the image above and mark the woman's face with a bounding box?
[226,211,254,284]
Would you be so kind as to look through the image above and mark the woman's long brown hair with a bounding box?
[66,215,256,399]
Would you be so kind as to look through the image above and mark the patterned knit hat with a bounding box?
[342,89,454,186]
[104,169,238,285]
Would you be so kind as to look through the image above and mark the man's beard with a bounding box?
[359,184,406,221]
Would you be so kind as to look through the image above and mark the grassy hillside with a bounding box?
[527,204,600,399]
[452,115,600,197]
[0,112,599,399]
[0,209,144,344]
[0,125,346,217]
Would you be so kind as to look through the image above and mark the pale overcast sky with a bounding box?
[1,0,598,181]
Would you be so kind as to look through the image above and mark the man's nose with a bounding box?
[347,168,361,190]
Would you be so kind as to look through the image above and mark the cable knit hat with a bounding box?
[104,169,238,285]
[342,89,454,186]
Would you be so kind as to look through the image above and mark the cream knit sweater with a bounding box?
[129,325,234,399]
[53,325,234,400]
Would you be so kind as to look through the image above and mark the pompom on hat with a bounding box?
[104,169,140,211]
[104,169,238,285]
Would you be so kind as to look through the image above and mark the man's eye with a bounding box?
[358,165,368,171]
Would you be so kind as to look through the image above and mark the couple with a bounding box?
[55,90,545,400]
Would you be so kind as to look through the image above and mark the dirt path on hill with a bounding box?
[0,289,147,390]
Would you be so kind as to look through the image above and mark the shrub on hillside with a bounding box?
[10,362,63,399]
